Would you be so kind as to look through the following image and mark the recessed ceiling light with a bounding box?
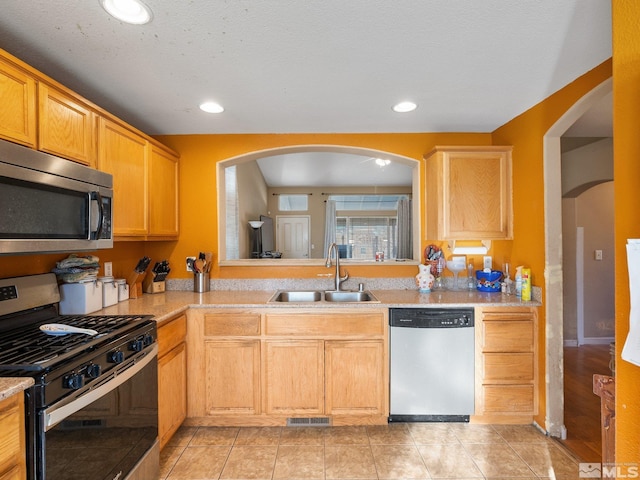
[199,102,225,114]
[375,158,391,167]
[392,101,417,113]
[100,0,153,25]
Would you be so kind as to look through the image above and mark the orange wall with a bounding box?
[612,0,640,462]
[154,132,493,280]
[492,59,612,428]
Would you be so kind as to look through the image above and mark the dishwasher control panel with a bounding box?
[389,308,474,328]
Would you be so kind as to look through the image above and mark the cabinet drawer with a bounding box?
[265,312,384,336]
[204,313,261,336]
[482,385,534,413]
[483,353,534,383]
[482,321,533,352]
[158,314,187,357]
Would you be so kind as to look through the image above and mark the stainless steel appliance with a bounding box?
[0,274,158,480]
[389,308,475,422]
[0,139,113,255]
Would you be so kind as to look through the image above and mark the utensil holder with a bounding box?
[194,272,210,293]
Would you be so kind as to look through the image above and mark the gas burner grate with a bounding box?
[0,314,153,371]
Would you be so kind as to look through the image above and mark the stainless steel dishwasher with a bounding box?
[389,308,475,422]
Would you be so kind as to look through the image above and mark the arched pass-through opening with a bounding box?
[216,144,421,265]
[542,77,612,438]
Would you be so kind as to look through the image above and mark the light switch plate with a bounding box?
[104,262,113,277]
[483,256,492,270]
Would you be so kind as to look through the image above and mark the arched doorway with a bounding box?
[543,77,612,437]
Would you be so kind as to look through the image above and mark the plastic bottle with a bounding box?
[515,266,523,298]
[521,268,531,301]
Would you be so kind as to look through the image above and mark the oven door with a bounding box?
[34,346,158,480]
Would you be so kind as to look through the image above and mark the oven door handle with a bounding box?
[43,344,157,431]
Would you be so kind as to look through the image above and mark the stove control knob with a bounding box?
[143,334,154,347]
[64,373,84,390]
[130,339,144,352]
[86,363,101,378]
[108,350,125,364]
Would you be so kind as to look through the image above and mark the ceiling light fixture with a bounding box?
[375,158,391,167]
[392,101,417,113]
[100,0,153,25]
[199,102,225,114]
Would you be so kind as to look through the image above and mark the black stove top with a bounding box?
[0,311,154,372]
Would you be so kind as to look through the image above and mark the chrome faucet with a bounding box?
[325,242,349,291]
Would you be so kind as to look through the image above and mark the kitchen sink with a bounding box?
[269,290,323,302]
[324,291,379,303]
[268,289,379,303]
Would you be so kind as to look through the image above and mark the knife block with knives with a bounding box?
[127,256,151,299]
[143,260,171,294]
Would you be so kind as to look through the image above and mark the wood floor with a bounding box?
[560,344,612,462]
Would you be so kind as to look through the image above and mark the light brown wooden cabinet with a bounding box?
[38,83,96,166]
[0,394,26,480]
[264,340,324,415]
[157,314,187,449]
[472,306,537,424]
[186,308,388,427]
[98,117,149,237]
[148,144,179,238]
[425,146,513,240]
[0,56,36,148]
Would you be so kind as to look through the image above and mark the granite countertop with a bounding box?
[0,377,34,401]
[97,289,541,325]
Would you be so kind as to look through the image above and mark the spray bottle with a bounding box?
[515,266,523,298]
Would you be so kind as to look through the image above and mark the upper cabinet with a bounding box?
[0,57,37,147]
[38,83,96,167]
[98,118,149,238]
[98,118,180,240]
[425,146,513,241]
[148,144,179,238]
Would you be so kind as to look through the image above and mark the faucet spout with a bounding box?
[325,242,348,291]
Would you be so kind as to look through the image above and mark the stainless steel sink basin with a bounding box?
[268,289,379,303]
[269,290,323,302]
[324,290,379,303]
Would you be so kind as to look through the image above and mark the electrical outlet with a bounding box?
[186,256,196,272]
[595,249,603,261]
[104,261,113,277]
[483,256,492,271]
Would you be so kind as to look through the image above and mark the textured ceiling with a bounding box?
[0,0,611,136]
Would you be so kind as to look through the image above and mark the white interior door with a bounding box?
[277,216,310,259]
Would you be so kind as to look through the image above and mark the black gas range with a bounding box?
[0,273,159,480]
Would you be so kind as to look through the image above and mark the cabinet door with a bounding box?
[158,342,187,449]
[204,340,261,415]
[425,146,512,240]
[0,395,26,480]
[38,83,96,166]
[264,340,324,415]
[325,340,385,415]
[0,58,36,147]
[98,118,148,237]
[148,144,179,238]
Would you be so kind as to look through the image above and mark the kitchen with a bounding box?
[0,1,638,479]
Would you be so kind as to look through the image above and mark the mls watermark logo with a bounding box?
[580,463,640,478]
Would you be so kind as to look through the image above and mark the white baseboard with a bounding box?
[581,337,615,345]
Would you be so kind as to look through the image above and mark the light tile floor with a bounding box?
[159,423,581,480]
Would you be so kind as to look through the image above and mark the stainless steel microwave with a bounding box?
[0,139,113,255]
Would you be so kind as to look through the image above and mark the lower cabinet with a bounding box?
[157,314,187,449]
[0,393,26,480]
[186,308,388,426]
[472,306,538,424]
